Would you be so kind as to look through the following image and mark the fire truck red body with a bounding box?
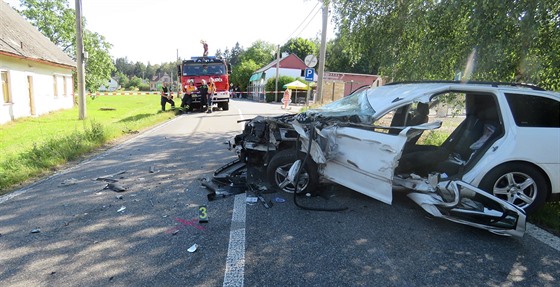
[179,56,231,111]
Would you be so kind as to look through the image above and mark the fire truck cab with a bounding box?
[178,56,231,111]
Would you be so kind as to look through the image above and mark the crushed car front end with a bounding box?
[227,83,529,237]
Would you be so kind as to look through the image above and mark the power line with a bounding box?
[294,7,321,39]
[283,1,320,43]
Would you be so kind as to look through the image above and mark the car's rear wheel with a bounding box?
[479,163,548,214]
[266,149,319,194]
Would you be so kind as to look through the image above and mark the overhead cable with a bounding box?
[283,1,320,42]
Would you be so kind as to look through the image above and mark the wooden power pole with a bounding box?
[75,0,86,120]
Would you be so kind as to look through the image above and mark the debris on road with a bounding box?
[95,176,118,183]
[187,244,198,253]
[201,173,246,201]
[60,178,79,186]
[274,197,286,203]
[258,195,273,209]
[96,170,127,182]
[104,183,126,192]
[246,197,258,203]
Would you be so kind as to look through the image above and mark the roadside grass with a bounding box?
[0,94,175,193]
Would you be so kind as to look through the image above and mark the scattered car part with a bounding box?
[105,183,126,192]
[187,244,198,253]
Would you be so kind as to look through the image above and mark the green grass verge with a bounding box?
[0,94,175,193]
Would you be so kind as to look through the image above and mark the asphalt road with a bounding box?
[0,99,559,287]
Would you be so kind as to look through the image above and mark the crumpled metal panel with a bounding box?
[407,180,526,237]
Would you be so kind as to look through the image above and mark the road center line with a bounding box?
[223,193,246,287]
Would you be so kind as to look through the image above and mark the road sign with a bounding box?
[304,68,315,82]
[304,55,318,67]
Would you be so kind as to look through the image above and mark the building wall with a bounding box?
[319,72,381,103]
[0,55,74,125]
[263,68,302,81]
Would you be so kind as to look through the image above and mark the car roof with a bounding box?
[366,82,560,114]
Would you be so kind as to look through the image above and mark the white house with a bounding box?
[99,78,119,92]
[0,1,76,125]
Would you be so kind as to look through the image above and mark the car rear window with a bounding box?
[505,93,560,127]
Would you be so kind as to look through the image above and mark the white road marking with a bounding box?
[223,193,246,287]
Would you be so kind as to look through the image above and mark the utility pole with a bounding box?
[275,45,280,102]
[176,49,180,93]
[316,0,328,104]
[75,0,86,120]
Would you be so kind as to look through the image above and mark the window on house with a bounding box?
[2,71,11,104]
[53,75,58,98]
[63,76,68,97]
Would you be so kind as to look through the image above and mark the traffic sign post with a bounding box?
[305,68,315,82]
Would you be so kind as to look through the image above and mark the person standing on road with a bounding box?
[160,82,175,111]
[207,77,216,113]
[282,88,292,109]
[199,79,209,112]
[181,79,197,112]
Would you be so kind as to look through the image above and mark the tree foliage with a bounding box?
[330,0,560,91]
[17,0,115,92]
[238,40,276,68]
[230,60,260,91]
[280,37,318,61]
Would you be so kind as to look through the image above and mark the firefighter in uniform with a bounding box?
[207,77,216,113]
[160,83,175,111]
[181,79,197,112]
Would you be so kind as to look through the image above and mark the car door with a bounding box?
[319,120,443,205]
[319,126,408,204]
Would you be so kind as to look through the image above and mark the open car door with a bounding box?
[293,121,441,205]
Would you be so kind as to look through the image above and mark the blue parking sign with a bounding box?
[305,68,315,81]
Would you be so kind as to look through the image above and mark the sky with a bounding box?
[5,0,335,64]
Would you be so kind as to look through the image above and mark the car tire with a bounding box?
[266,149,319,194]
[479,163,548,214]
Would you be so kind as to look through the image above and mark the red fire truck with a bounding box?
[178,56,231,111]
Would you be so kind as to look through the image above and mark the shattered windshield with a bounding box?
[183,63,225,76]
[303,88,376,124]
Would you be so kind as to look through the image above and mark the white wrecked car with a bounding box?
[228,81,560,237]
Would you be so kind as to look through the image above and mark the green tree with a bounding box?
[280,37,318,62]
[229,42,244,66]
[231,60,260,91]
[83,29,114,91]
[114,71,129,90]
[145,63,156,81]
[17,0,115,92]
[238,40,276,68]
[330,0,560,90]
[126,76,143,90]
[115,57,133,77]
[133,61,146,79]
